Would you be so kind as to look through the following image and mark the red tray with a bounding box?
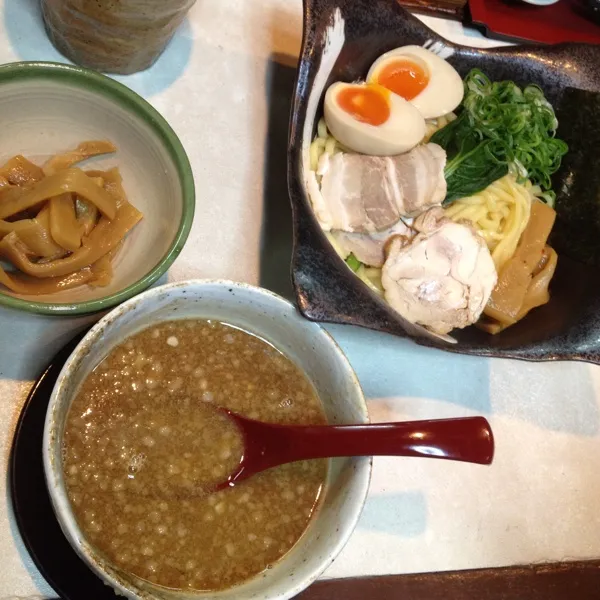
[468,0,600,44]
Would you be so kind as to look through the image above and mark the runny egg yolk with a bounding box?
[336,85,390,126]
[376,59,429,101]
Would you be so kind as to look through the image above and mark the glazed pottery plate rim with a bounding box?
[0,61,195,316]
[43,279,372,600]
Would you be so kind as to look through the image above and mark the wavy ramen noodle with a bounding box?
[444,175,543,272]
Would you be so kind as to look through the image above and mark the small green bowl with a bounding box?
[0,61,195,315]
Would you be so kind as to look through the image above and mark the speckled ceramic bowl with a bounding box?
[0,61,195,315]
[43,280,371,600]
[288,0,600,364]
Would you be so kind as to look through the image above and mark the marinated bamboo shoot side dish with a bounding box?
[307,45,568,336]
[0,141,143,295]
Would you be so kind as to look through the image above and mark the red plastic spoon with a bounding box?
[217,411,494,490]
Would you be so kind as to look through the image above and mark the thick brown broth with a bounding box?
[62,319,327,591]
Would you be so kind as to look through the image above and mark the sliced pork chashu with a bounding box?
[331,219,414,267]
[381,208,497,335]
[313,143,447,233]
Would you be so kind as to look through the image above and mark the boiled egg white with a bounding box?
[323,82,425,156]
[367,46,464,119]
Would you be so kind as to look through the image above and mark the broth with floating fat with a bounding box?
[62,319,327,591]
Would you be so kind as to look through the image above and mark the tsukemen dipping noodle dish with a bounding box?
[62,319,327,591]
[307,45,568,337]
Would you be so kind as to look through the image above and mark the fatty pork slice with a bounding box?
[381,208,497,335]
[318,143,447,233]
[332,219,414,267]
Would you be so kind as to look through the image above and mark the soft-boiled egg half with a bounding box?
[323,82,425,156]
[367,46,464,119]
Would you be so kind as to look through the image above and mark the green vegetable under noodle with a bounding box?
[345,253,361,272]
[431,69,568,205]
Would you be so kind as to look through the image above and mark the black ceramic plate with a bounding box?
[9,332,119,599]
[287,0,600,364]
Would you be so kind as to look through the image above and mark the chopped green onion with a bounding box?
[431,69,568,204]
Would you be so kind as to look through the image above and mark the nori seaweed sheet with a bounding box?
[551,87,600,266]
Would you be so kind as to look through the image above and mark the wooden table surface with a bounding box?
[299,561,600,599]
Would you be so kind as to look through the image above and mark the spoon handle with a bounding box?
[239,416,494,473]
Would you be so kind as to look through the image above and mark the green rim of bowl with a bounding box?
[0,61,195,316]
